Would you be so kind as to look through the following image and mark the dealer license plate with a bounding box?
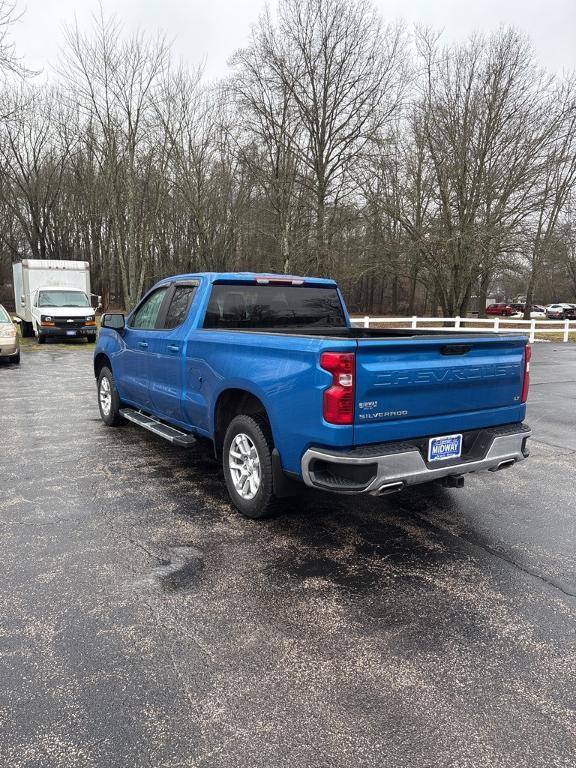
[428,434,462,462]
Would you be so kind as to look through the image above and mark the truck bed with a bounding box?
[205,326,522,339]
[191,323,528,458]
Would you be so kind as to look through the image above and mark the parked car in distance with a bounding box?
[94,272,531,519]
[545,303,576,320]
[0,304,20,364]
[510,304,547,319]
[486,303,516,316]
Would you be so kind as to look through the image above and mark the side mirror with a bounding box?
[101,313,125,332]
[20,295,25,306]
[97,295,102,309]
[12,317,21,323]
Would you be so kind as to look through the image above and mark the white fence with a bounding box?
[350,315,576,343]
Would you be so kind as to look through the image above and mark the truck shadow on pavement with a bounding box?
[98,417,560,631]
[123,425,474,596]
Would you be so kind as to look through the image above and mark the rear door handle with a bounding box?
[168,344,179,353]
[138,341,148,349]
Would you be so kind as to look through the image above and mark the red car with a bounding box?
[486,303,516,317]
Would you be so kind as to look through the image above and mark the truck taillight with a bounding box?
[521,344,531,403]
[320,352,355,425]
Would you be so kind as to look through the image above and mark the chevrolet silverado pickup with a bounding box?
[94,273,531,518]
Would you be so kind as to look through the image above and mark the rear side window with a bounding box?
[129,287,168,329]
[203,284,346,329]
[163,285,197,329]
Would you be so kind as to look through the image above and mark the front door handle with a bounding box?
[168,344,179,353]
[138,341,148,349]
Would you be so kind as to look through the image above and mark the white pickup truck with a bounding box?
[13,260,100,343]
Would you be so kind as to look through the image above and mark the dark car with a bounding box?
[510,303,547,317]
[486,303,516,317]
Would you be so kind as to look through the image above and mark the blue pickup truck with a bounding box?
[94,272,531,518]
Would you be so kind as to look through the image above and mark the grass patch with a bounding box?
[19,336,95,351]
[17,325,97,351]
[356,320,576,342]
[534,332,576,343]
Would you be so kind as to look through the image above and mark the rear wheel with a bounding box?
[97,366,126,426]
[223,414,279,519]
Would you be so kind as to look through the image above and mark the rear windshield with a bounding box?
[203,284,346,329]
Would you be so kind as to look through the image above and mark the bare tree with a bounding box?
[59,10,171,306]
[229,26,304,273]
[378,28,557,316]
[523,77,576,316]
[0,0,34,82]
[242,0,407,270]
[0,85,74,258]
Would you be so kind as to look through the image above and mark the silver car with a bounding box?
[0,304,20,364]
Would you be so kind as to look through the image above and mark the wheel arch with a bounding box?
[94,352,112,379]
[213,388,273,454]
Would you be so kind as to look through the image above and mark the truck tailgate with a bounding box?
[354,335,527,445]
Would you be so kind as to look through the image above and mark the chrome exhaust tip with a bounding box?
[378,481,405,496]
[490,458,516,472]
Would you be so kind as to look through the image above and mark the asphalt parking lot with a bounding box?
[0,343,575,768]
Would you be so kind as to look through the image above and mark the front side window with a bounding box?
[163,285,197,329]
[129,287,168,330]
[0,305,11,323]
[38,290,91,308]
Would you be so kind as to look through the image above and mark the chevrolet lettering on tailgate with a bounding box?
[375,363,521,387]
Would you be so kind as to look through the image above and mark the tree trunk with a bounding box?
[478,270,491,318]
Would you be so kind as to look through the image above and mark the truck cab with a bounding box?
[31,287,97,343]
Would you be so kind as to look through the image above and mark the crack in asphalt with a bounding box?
[0,518,79,528]
[409,510,576,599]
[530,380,576,386]
[530,438,576,455]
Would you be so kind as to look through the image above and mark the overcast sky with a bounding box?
[10,0,576,80]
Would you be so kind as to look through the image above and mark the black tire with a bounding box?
[37,334,46,344]
[97,366,126,427]
[12,350,20,364]
[21,321,33,338]
[223,414,279,519]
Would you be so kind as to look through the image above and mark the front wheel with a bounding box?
[223,414,279,519]
[20,321,33,338]
[97,366,126,426]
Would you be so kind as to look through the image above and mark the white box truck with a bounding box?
[13,259,100,343]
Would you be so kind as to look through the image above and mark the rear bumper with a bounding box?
[301,423,531,496]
